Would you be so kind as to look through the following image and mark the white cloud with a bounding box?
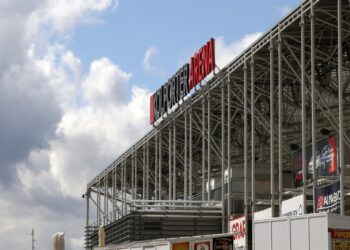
[82,57,131,106]
[36,0,115,33]
[143,46,165,76]
[0,0,152,249]
[215,33,263,69]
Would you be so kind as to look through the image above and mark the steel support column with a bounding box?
[251,53,256,217]
[146,140,149,200]
[114,168,117,220]
[227,81,232,222]
[208,93,211,202]
[135,149,138,200]
[202,97,206,201]
[221,81,225,232]
[243,58,249,249]
[86,191,90,228]
[97,178,101,224]
[184,109,188,203]
[159,131,162,200]
[155,135,158,200]
[338,0,345,215]
[169,124,172,202]
[131,151,134,200]
[104,174,108,224]
[189,107,193,201]
[278,25,283,216]
[301,8,307,214]
[310,0,317,213]
[173,122,177,201]
[269,32,275,217]
[143,144,146,202]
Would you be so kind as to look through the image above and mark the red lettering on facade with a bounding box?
[150,95,155,125]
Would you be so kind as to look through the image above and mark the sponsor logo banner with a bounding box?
[213,236,233,250]
[281,194,304,217]
[229,216,245,250]
[293,135,337,187]
[194,241,211,250]
[328,228,350,249]
[315,181,340,214]
[150,39,215,124]
[172,242,190,250]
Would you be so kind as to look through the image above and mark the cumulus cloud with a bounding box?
[34,0,115,33]
[0,0,150,249]
[215,33,263,69]
[82,58,131,106]
[143,46,165,76]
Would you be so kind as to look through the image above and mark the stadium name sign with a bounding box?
[150,38,215,124]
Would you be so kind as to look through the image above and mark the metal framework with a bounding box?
[85,0,350,248]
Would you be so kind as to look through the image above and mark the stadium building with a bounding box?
[85,0,350,249]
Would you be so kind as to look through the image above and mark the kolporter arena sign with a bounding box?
[150,38,215,124]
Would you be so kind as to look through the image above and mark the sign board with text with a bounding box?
[150,39,215,124]
[281,194,304,217]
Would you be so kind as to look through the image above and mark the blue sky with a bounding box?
[69,0,301,93]
[0,0,301,249]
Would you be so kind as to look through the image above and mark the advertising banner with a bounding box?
[150,39,215,124]
[228,216,245,250]
[293,135,337,187]
[328,228,350,249]
[253,207,272,221]
[194,241,211,250]
[281,194,304,217]
[172,242,190,250]
[315,181,340,214]
[213,236,233,250]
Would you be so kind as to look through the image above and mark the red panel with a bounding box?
[150,95,155,125]
[208,38,215,73]
[328,135,337,175]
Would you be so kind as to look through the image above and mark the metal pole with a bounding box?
[221,81,225,233]
[310,0,317,213]
[135,149,138,200]
[159,131,162,200]
[251,53,256,218]
[202,97,206,201]
[124,160,127,215]
[208,92,211,202]
[227,81,232,222]
[269,32,275,217]
[119,166,122,218]
[114,169,117,220]
[184,109,188,203]
[104,174,108,224]
[146,140,149,200]
[97,178,100,224]
[143,144,146,202]
[338,0,345,215]
[278,25,283,216]
[119,164,124,217]
[300,8,307,214]
[243,58,249,249]
[169,124,172,202]
[86,191,90,227]
[155,135,158,200]
[132,151,134,200]
[189,107,193,201]
[173,122,177,201]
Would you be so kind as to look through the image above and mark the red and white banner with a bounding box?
[229,216,246,250]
